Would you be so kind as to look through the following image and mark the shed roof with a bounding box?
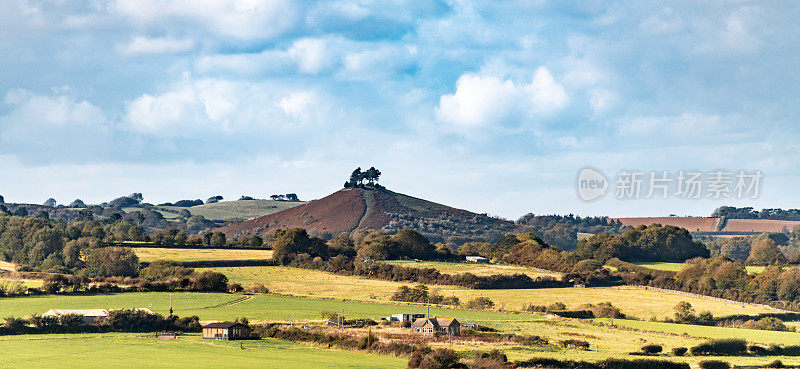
[203,322,247,329]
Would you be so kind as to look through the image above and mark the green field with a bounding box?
[383,260,561,279]
[132,248,273,263]
[200,266,775,319]
[632,262,766,274]
[0,333,405,368]
[596,318,800,345]
[187,199,305,221]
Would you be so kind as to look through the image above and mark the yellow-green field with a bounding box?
[2,292,797,366]
[131,248,273,263]
[383,260,561,279]
[201,266,774,319]
[0,333,405,369]
[631,262,766,274]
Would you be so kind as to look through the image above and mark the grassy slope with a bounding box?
[197,266,774,319]
[383,260,561,279]
[0,333,405,369]
[188,200,306,221]
[631,262,766,274]
[131,248,273,263]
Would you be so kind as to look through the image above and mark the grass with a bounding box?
[595,318,800,345]
[2,292,795,366]
[187,200,305,221]
[199,266,775,319]
[382,260,561,279]
[0,333,406,368]
[631,262,766,274]
[131,248,273,263]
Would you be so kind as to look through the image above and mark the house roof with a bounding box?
[412,318,459,328]
[203,322,247,329]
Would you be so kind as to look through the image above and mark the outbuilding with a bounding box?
[202,322,253,340]
[465,256,489,263]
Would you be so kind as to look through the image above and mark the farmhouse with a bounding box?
[411,317,460,336]
[465,256,489,263]
[42,308,155,324]
[383,313,425,324]
[202,322,253,340]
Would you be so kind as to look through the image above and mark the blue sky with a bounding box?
[0,0,798,219]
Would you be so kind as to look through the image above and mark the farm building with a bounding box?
[383,313,425,324]
[42,308,155,324]
[465,256,489,263]
[202,322,253,340]
[325,316,347,327]
[411,318,460,336]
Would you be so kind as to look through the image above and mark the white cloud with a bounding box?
[117,36,195,56]
[436,67,568,130]
[287,38,336,74]
[112,0,299,41]
[722,7,760,53]
[589,88,617,116]
[278,92,315,118]
[0,89,112,161]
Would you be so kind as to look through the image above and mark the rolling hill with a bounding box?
[219,187,517,244]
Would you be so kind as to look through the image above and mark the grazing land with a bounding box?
[0,333,405,369]
[186,199,307,221]
[724,218,800,233]
[198,266,774,319]
[631,261,765,274]
[383,260,561,279]
[595,318,800,345]
[131,248,273,263]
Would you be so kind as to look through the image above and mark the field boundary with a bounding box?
[626,285,795,313]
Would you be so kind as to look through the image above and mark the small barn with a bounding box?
[411,318,461,336]
[383,313,425,324]
[202,322,253,340]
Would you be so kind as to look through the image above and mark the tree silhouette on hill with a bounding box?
[344,167,382,188]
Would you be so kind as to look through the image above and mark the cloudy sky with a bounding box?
[1,0,798,219]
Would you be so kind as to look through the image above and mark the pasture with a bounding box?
[383,260,561,279]
[187,199,306,221]
[131,248,273,263]
[0,333,405,369]
[595,318,800,346]
[631,261,765,274]
[199,266,775,319]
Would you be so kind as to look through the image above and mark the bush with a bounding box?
[641,344,662,354]
[690,339,747,356]
[465,297,495,309]
[408,348,461,369]
[765,360,784,368]
[671,347,687,356]
[559,339,590,350]
[698,360,730,369]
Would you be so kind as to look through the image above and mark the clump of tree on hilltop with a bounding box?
[344,167,382,188]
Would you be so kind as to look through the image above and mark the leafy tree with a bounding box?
[271,228,327,263]
[191,271,228,291]
[348,167,363,187]
[747,238,786,266]
[285,193,299,202]
[178,209,191,218]
[68,199,86,208]
[84,247,140,277]
[0,195,4,203]
[43,198,57,207]
[210,232,227,247]
[206,195,223,204]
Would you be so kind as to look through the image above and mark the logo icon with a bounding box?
[577,168,608,201]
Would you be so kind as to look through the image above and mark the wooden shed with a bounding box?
[202,322,252,340]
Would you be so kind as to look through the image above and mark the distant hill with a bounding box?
[614,217,800,234]
[219,187,516,244]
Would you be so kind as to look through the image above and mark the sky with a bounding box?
[1,0,799,220]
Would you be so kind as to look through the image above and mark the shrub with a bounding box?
[641,344,662,354]
[741,317,793,332]
[408,348,461,369]
[671,347,687,356]
[249,284,269,294]
[698,360,730,369]
[690,339,747,356]
[546,302,567,312]
[559,339,590,350]
[465,297,495,309]
[765,360,784,368]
